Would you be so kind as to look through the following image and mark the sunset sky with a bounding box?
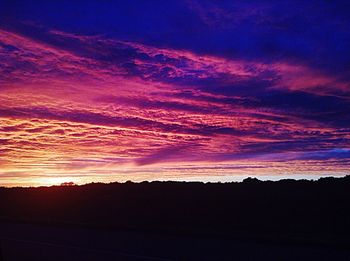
[1,1,350,186]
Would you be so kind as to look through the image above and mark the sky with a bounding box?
[0,0,350,186]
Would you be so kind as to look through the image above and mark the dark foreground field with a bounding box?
[1,176,350,260]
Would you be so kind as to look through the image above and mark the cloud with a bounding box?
[135,145,197,166]
[0,23,349,185]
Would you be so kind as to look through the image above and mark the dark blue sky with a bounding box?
[2,1,350,66]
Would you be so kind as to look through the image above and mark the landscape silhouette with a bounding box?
[2,0,350,260]
[1,176,350,260]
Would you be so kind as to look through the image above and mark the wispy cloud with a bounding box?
[0,22,349,185]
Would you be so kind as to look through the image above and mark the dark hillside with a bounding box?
[1,176,350,249]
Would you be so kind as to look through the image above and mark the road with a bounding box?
[0,222,350,260]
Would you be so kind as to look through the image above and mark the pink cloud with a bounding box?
[0,28,349,185]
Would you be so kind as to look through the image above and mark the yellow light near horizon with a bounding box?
[35,176,79,187]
